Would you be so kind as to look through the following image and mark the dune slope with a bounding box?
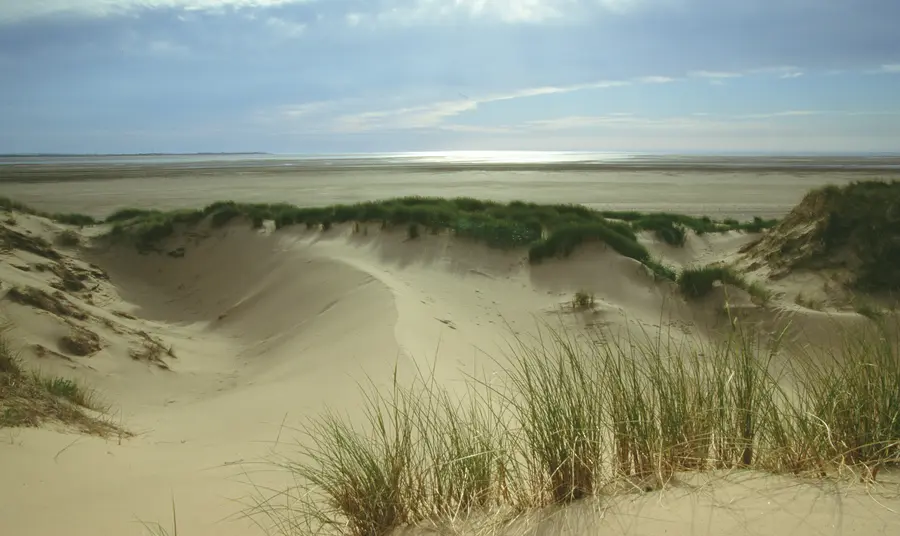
[0,202,898,536]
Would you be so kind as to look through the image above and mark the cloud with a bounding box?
[0,0,307,23]
[747,66,804,78]
[734,110,822,119]
[277,68,883,135]
[879,64,900,73]
[279,101,338,117]
[0,0,642,24]
[522,110,900,133]
[689,70,744,79]
[373,0,569,24]
[332,101,474,132]
[329,80,632,132]
[266,16,306,37]
[637,76,676,84]
[439,124,515,134]
[346,12,363,26]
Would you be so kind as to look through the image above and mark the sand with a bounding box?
[2,164,896,220]
[1,176,899,535]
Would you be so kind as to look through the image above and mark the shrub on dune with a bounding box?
[528,223,649,264]
[677,265,745,299]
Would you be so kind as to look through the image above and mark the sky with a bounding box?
[2,0,899,154]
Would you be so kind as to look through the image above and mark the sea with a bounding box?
[2,151,900,170]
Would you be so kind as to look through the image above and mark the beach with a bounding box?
[4,154,900,219]
[1,156,899,536]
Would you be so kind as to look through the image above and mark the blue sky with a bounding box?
[2,0,899,154]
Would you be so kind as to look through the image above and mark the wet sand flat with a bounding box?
[3,163,899,219]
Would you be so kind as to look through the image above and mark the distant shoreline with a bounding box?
[0,152,270,157]
[2,160,900,184]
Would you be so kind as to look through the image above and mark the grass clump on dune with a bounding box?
[1,196,98,227]
[601,210,776,237]
[678,263,771,302]
[678,265,746,299]
[748,180,900,292]
[0,329,115,434]
[815,181,900,291]
[252,370,509,536]
[56,229,80,247]
[252,320,900,535]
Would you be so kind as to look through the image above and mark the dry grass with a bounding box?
[0,329,120,436]
[5,285,88,319]
[129,331,176,368]
[249,319,900,536]
[571,291,595,310]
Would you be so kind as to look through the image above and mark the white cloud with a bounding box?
[879,64,900,73]
[334,100,479,132]
[636,75,675,84]
[522,110,900,133]
[689,70,744,79]
[375,0,567,24]
[0,0,307,23]
[749,65,798,74]
[0,0,656,25]
[346,12,363,26]
[280,101,336,117]
[780,71,804,78]
[439,124,515,134]
[734,110,822,120]
[330,79,631,132]
[524,114,754,132]
[266,16,306,37]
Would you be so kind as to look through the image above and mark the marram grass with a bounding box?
[250,319,900,536]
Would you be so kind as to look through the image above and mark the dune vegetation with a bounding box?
[3,196,774,283]
[0,196,98,227]
[0,329,116,435]
[748,180,900,292]
[247,320,900,536]
[811,181,900,291]
[677,264,772,302]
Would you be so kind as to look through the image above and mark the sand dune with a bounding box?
[1,198,898,536]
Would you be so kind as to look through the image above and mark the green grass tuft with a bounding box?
[646,258,679,282]
[0,196,98,226]
[678,265,747,299]
[32,374,98,409]
[105,207,162,223]
[528,222,647,264]
[254,320,900,535]
[56,229,80,247]
[1,330,115,434]
[52,213,98,226]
